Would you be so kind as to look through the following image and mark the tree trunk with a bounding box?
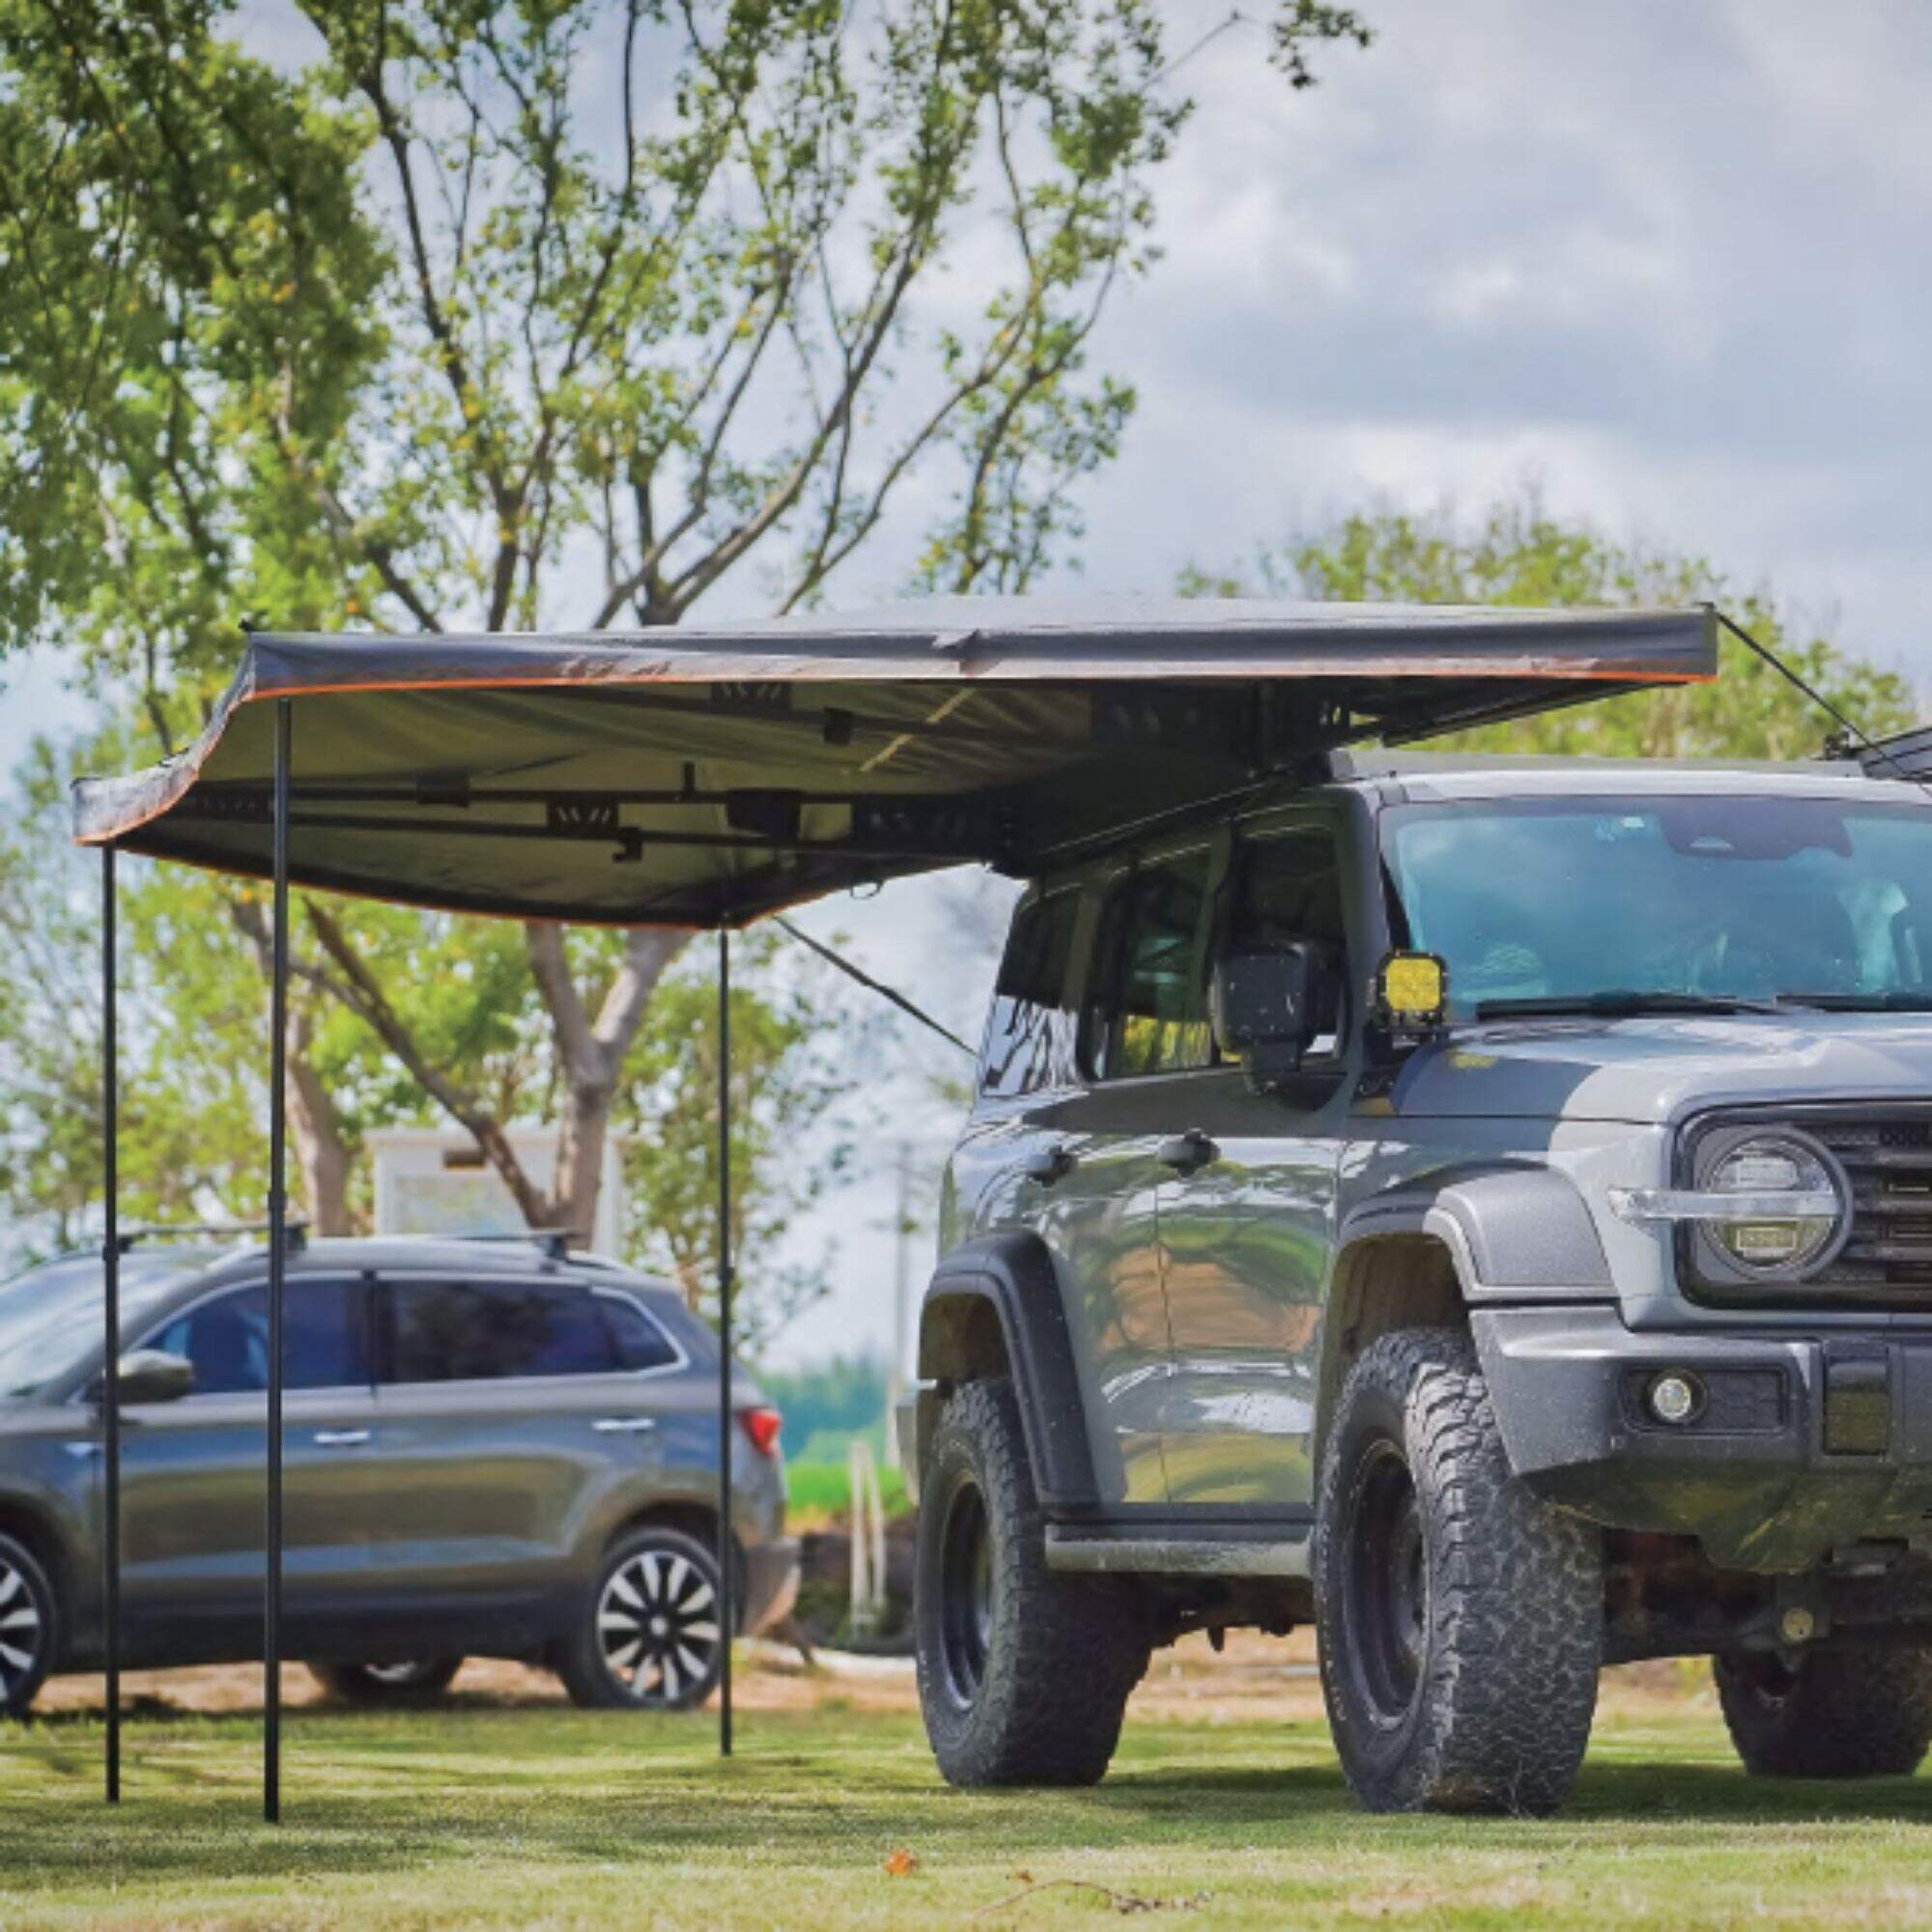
[284,1007,355,1235]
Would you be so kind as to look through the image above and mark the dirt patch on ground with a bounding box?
[34,1629,1710,1722]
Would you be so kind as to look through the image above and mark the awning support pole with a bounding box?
[100,842,120,1805]
[716,926,733,1758]
[265,697,291,1825]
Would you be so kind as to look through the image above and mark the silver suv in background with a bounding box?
[0,1236,796,1715]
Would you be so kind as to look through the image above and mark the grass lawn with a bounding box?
[5,1662,1932,1930]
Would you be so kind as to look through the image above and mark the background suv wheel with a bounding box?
[307,1657,464,1705]
[555,1526,726,1711]
[0,1533,53,1719]
[915,1378,1150,1787]
[1314,1328,1603,1815]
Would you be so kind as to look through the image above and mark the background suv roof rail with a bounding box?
[110,1219,308,1256]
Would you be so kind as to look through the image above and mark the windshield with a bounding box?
[0,1255,200,1401]
[1383,793,1932,1020]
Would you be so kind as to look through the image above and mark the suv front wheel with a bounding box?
[916,1378,1150,1786]
[555,1527,727,1712]
[1314,1328,1603,1815]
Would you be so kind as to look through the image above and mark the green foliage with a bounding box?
[618,930,882,1347]
[0,0,1370,686]
[0,0,1369,1329]
[1189,497,1918,760]
[759,1351,892,1447]
[783,1455,911,1524]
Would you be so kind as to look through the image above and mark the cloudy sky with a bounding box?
[7,0,1931,1365]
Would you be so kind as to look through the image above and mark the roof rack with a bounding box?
[110,1219,307,1258]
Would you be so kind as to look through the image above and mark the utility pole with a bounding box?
[885,1141,912,1467]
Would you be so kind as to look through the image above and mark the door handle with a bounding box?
[1022,1143,1077,1187]
[1156,1129,1220,1175]
[313,1429,371,1447]
[592,1416,658,1434]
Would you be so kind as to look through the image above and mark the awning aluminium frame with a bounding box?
[78,593,1719,1820]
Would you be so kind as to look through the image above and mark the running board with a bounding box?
[1044,1522,1312,1579]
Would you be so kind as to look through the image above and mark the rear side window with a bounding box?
[599,1293,680,1372]
[1087,851,1215,1079]
[148,1279,368,1395]
[980,889,1081,1097]
[384,1278,619,1383]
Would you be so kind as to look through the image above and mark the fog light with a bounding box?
[1647,1372,1702,1426]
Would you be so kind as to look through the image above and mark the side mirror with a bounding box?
[110,1350,195,1406]
[1212,945,1317,1054]
[1212,944,1332,1093]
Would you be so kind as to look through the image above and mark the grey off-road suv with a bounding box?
[905,749,1932,1814]
[0,1236,796,1716]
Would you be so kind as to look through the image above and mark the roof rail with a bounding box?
[442,1229,586,1263]
[110,1219,308,1258]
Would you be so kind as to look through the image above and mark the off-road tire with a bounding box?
[1314,1327,1603,1815]
[1716,1644,1932,1778]
[0,1532,55,1719]
[916,1378,1150,1786]
[306,1657,464,1706]
[554,1526,726,1712]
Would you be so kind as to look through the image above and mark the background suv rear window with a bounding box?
[385,1278,619,1382]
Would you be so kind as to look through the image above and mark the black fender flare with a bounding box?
[1335,1166,1613,1297]
[914,1231,1097,1512]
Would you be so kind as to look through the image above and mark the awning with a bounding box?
[71,594,1716,925]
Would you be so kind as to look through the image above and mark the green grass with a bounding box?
[784,1457,912,1524]
[5,1690,1932,1929]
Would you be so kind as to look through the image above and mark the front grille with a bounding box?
[1812,1114,1932,1295]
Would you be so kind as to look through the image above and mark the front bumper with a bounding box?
[1474,1306,1932,1572]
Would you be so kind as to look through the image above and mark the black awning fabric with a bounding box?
[71,595,1717,926]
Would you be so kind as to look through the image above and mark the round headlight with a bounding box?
[1698,1130,1847,1276]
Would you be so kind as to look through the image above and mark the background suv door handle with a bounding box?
[1022,1144,1077,1187]
[313,1429,371,1447]
[1156,1129,1220,1175]
[592,1416,658,1434]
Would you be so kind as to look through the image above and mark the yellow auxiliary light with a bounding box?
[1376,951,1449,1031]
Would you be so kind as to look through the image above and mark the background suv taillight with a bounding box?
[738,1406,782,1459]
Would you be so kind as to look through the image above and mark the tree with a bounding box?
[0,730,875,1328]
[1186,496,1918,757]
[0,0,1370,1252]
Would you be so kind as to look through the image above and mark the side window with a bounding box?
[1227,824,1350,1046]
[980,888,1081,1098]
[1087,851,1215,1079]
[384,1278,619,1383]
[148,1280,367,1395]
[599,1293,680,1372]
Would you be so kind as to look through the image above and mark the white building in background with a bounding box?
[366,1126,627,1257]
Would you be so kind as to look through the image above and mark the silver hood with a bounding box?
[1392,1013,1932,1124]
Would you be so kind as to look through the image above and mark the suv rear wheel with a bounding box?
[0,1533,54,1719]
[1314,1328,1603,1815]
[555,1526,726,1712]
[307,1657,464,1705]
[1716,1644,1932,1777]
[916,1378,1150,1787]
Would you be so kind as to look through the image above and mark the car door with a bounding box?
[1038,846,1223,1508]
[119,1272,380,1662]
[367,1271,662,1647]
[1157,815,1355,1507]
